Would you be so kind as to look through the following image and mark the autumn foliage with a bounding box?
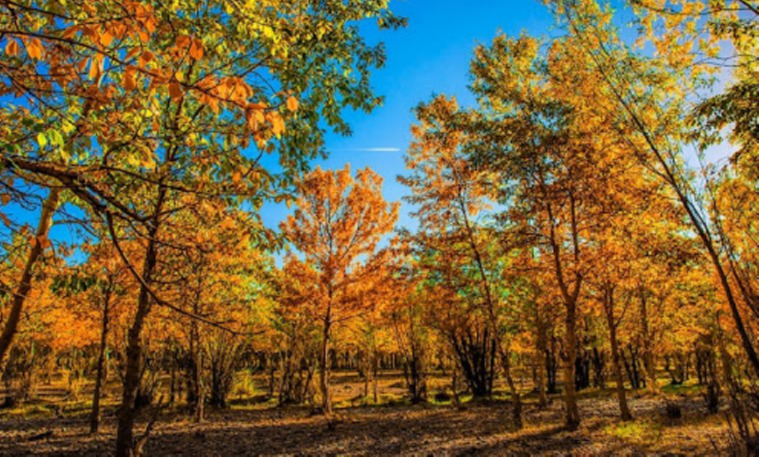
[0,0,757,455]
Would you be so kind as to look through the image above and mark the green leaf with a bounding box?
[37,132,47,148]
[49,129,64,147]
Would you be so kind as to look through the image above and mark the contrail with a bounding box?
[333,147,401,153]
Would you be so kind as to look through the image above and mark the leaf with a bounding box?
[88,58,101,81]
[125,47,141,61]
[37,132,47,148]
[268,112,285,138]
[189,39,204,60]
[49,129,64,147]
[25,38,43,60]
[0,194,10,205]
[4,39,19,57]
[99,30,114,47]
[124,68,137,91]
[62,26,79,39]
[139,50,154,67]
[286,96,299,112]
[169,81,184,100]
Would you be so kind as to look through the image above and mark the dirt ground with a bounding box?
[0,373,733,456]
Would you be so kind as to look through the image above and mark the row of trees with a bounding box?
[0,0,756,455]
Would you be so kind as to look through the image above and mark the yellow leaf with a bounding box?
[268,112,285,138]
[25,38,43,60]
[99,30,114,47]
[88,58,101,81]
[286,96,299,112]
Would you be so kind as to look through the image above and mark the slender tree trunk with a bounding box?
[193,348,204,422]
[456,194,520,426]
[544,196,582,429]
[190,320,204,423]
[535,307,549,408]
[0,188,61,365]
[501,349,523,429]
[564,301,581,429]
[190,280,204,422]
[603,286,632,421]
[372,351,379,404]
[638,290,659,393]
[90,287,111,434]
[609,330,632,420]
[319,307,332,415]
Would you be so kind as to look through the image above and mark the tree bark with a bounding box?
[535,307,549,408]
[115,238,157,457]
[319,306,332,415]
[564,301,581,429]
[114,184,165,457]
[638,290,659,393]
[90,285,111,434]
[603,285,632,421]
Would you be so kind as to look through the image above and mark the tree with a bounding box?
[401,95,523,425]
[281,165,398,415]
[550,0,759,378]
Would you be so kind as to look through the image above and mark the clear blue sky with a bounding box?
[260,1,556,233]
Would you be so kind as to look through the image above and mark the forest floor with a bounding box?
[0,372,734,456]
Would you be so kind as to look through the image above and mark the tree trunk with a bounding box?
[90,287,111,434]
[372,353,379,404]
[501,349,523,429]
[639,291,659,393]
[115,269,154,456]
[115,207,163,457]
[603,287,632,421]
[535,307,549,408]
[319,308,332,415]
[0,188,61,365]
[564,301,581,429]
[190,320,204,422]
[194,348,204,422]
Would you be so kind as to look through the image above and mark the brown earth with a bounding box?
[0,373,732,456]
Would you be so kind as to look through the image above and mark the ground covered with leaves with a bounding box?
[0,375,732,456]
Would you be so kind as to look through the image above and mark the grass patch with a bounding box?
[605,419,662,444]
[661,381,702,395]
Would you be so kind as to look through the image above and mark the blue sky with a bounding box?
[259,1,556,233]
